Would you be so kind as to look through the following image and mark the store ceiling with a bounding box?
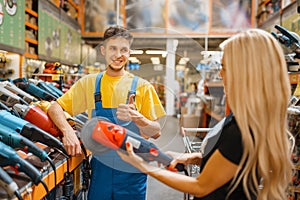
[83,37,228,79]
[131,37,227,64]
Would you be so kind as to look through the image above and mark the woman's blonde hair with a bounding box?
[220,29,293,200]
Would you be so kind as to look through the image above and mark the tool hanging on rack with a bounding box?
[272,25,300,72]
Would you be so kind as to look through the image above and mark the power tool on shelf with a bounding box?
[0,123,60,199]
[13,78,57,101]
[0,84,29,107]
[0,110,68,157]
[0,123,49,162]
[272,24,300,59]
[0,167,21,200]
[28,79,61,99]
[0,141,43,186]
[0,81,38,104]
[13,103,63,138]
[13,103,85,137]
[45,81,64,97]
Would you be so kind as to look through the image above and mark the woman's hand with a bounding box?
[166,151,202,169]
[117,142,157,173]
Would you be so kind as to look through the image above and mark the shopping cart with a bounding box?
[180,127,212,200]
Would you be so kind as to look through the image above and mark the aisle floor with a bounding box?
[146,116,186,200]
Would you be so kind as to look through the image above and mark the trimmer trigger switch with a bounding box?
[149,148,159,157]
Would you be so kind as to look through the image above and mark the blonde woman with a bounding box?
[118,29,293,200]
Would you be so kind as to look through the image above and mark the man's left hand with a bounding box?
[116,94,138,121]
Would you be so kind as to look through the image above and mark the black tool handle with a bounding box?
[0,142,42,185]
[122,131,185,172]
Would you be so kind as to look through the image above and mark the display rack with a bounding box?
[201,81,226,128]
[289,72,300,95]
[287,71,300,199]
[49,0,60,7]
[256,0,281,27]
[32,73,64,81]
[0,145,90,200]
[20,153,87,200]
[59,0,80,23]
[25,0,38,59]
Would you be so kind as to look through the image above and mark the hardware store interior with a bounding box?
[0,0,300,199]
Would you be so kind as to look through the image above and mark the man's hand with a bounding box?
[62,130,82,156]
[47,101,82,157]
[116,94,138,121]
[117,94,161,138]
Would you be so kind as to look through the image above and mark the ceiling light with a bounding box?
[146,50,167,55]
[128,57,137,60]
[128,57,140,63]
[130,50,144,54]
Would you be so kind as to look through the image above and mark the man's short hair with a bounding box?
[103,26,133,45]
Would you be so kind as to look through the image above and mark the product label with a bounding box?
[126,136,141,149]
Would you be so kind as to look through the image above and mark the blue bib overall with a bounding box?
[87,72,147,200]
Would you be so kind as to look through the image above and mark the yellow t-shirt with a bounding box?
[57,71,166,121]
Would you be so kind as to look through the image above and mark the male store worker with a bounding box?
[48,25,166,200]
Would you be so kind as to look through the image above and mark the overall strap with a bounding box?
[126,76,139,104]
[94,72,103,102]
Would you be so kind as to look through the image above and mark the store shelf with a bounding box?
[49,0,60,7]
[258,0,271,6]
[287,64,300,196]
[69,74,84,76]
[24,52,38,59]
[25,22,38,31]
[25,8,38,18]
[25,0,39,61]
[256,0,281,27]
[32,73,64,76]
[25,38,38,45]
[20,153,88,200]
[282,0,297,12]
[66,0,79,11]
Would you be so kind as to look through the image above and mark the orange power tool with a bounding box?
[81,117,184,171]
